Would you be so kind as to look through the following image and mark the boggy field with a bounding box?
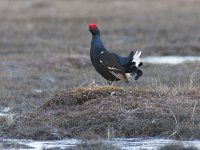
[0,0,200,140]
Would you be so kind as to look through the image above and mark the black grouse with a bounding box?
[88,24,143,84]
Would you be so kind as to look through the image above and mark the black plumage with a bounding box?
[88,24,143,84]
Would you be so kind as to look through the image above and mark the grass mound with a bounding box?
[43,86,124,107]
[1,85,200,140]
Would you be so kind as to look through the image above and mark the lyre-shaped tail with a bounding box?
[132,50,142,67]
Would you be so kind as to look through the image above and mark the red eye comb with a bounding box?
[89,24,97,29]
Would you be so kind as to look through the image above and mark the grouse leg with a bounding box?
[135,69,143,80]
[130,66,138,76]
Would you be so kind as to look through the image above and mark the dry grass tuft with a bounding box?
[43,86,124,108]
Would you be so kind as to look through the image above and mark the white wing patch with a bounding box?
[100,60,103,63]
[132,50,142,67]
[126,73,132,78]
[108,66,119,70]
[100,51,104,54]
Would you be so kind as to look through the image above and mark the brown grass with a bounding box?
[0,85,200,140]
[43,86,124,107]
[0,0,199,141]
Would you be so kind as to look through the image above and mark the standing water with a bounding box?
[0,138,200,150]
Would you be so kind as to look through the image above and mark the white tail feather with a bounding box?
[132,50,142,67]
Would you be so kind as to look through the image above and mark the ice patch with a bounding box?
[0,107,11,117]
[0,138,81,150]
[142,56,200,64]
[33,89,43,93]
[1,138,200,150]
[0,107,14,124]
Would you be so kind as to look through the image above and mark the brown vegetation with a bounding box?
[0,0,199,142]
[0,85,200,140]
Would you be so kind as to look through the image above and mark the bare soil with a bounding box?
[0,0,199,140]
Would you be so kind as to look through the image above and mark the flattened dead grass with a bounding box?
[43,86,124,107]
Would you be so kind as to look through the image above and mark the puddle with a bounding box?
[111,138,200,150]
[0,138,200,150]
[142,56,200,64]
[0,138,81,150]
[0,107,11,117]
[32,89,43,93]
[0,107,14,124]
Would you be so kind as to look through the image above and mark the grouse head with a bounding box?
[88,24,100,36]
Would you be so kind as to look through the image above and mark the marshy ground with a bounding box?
[0,0,200,143]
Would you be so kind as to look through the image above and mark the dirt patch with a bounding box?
[1,85,200,140]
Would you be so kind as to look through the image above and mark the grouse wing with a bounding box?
[98,51,128,83]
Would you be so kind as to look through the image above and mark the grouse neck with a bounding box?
[90,27,100,36]
[91,35,106,53]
